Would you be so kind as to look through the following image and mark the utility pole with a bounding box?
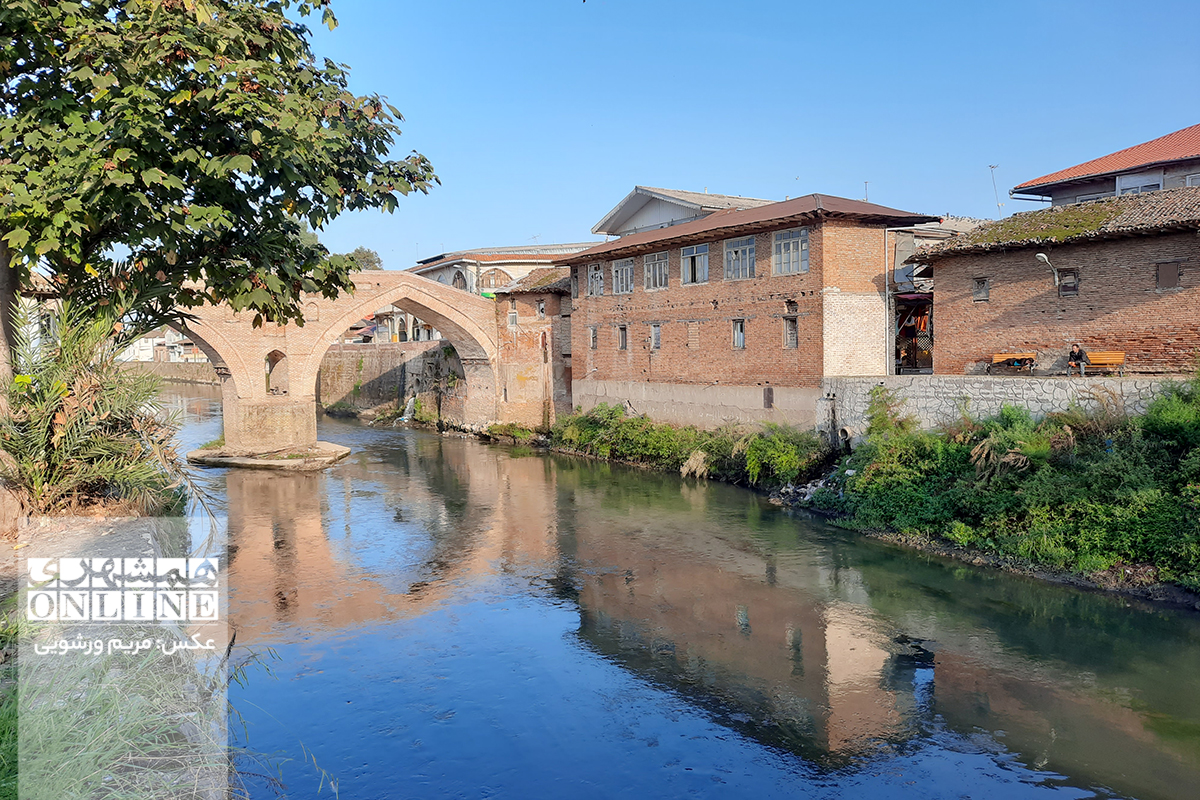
[989,165,1005,218]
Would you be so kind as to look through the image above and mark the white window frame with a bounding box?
[587,263,604,297]
[732,319,746,349]
[611,258,634,295]
[1117,170,1163,195]
[617,325,627,350]
[1076,192,1113,203]
[724,236,756,280]
[774,228,809,275]
[650,323,661,350]
[644,251,668,291]
[680,244,709,285]
[1187,173,1200,187]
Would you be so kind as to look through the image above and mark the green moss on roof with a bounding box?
[914,186,1200,262]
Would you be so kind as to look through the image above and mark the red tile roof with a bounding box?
[1013,123,1200,193]
[912,185,1200,262]
[556,194,939,265]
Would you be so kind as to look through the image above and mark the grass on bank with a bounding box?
[550,403,830,490]
[810,378,1200,589]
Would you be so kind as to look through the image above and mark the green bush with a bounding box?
[0,303,186,515]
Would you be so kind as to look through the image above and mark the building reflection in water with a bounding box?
[218,428,1200,800]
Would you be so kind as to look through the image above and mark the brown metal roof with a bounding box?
[557,194,940,265]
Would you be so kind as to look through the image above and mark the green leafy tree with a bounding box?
[346,245,383,270]
[0,0,436,384]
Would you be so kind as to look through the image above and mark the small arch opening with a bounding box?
[266,350,289,395]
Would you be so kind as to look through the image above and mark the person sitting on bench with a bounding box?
[1067,343,1089,376]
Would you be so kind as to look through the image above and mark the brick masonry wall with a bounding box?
[934,232,1200,375]
[825,375,1171,435]
[570,227,828,390]
[494,291,572,429]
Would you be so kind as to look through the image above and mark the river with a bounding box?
[163,384,1200,800]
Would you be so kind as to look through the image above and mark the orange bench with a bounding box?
[1080,351,1126,376]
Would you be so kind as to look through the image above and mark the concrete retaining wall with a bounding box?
[125,361,219,384]
[573,379,822,428]
[823,375,1176,434]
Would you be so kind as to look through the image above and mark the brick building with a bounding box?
[557,194,939,427]
[1011,122,1200,206]
[492,268,574,428]
[915,186,1200,375]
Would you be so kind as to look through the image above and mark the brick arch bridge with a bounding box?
[173,271,502,453]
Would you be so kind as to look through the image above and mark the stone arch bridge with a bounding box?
[174,271,510,453]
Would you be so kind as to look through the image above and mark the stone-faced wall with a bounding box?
[825,375,1171,437]
[933,232,1200,375]
[317,341,446,408]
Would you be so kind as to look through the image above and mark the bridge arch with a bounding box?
[285,273,501,427]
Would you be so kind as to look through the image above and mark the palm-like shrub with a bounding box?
[0,302,184,515]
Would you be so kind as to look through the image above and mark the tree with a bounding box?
[346,246,383,270]
[0,0,436,384]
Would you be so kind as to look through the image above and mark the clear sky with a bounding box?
[305,0,1200,267]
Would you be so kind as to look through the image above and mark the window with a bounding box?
[784,317,798,349]
[1117,170,1163,195]
[1076,192,1113,203]
[774,228,809,274]
[617,325,627,350]
[1158,262,1182,289]
[536,299,545,319]
[1058,269,1079,297]
[612,258,634,295]
[732,319,745,349]
[589,326,597,349]
[587,263,604,296]
[680,244,708,284]
[650,323,661,350]
[687,321,699,349]
[724,236,755,280]
[972,277,990,302]
[1188,174,1200,187]
[570,267,578,298]
[644,251,668,290]
[507,298,518,326]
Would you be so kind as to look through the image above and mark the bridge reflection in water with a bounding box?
[171,386,1200,799]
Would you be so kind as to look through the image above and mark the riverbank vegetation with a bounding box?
[550,403,830,490]
[810,380,1200,589]
[0,305,185,515]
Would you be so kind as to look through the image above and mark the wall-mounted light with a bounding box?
[1035,252,1060,286]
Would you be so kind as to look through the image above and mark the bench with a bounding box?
[1079,351,1126,376]
[986,352,1036,374]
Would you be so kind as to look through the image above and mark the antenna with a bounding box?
[863,181,869,202]
[989,165,1005,218]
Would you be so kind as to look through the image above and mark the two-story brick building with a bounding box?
[557,194,939,427]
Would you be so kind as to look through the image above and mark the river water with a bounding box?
[164,384,1200,800]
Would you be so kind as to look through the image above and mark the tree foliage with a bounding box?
[346,245,383,270]
[0,0,435,338]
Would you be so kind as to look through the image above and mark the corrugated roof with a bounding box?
[560,194,940,264]
[494,267,570,295]
[410,242,601,272]
[1013,123,1200,193]
[591,186,774,236]
[912,185,1200,263]
[638,186,774,211]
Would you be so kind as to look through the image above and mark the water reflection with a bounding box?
[160,383,1200,800]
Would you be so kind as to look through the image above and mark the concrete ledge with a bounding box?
[186,441,350,471]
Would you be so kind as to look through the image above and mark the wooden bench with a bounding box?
[986,352,1036,374]
[1079,351,1126,376]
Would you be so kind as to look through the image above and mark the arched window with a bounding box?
[452,270,468,291]
[480,269,512,289]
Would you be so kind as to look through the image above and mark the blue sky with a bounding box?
[306,0,1200,267]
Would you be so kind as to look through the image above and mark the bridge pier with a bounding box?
[222,394,318,454]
